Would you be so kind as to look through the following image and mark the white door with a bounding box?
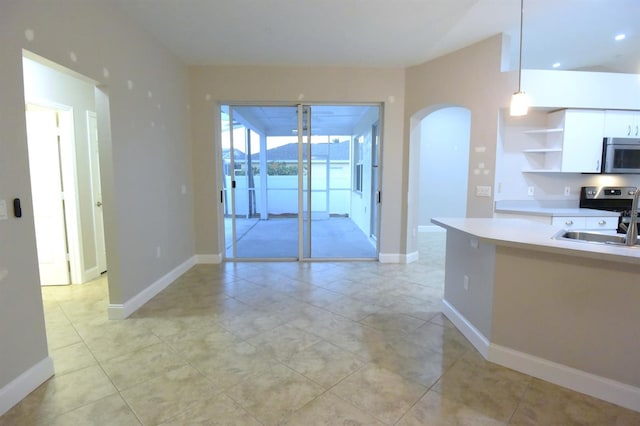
[26,107,70,285]
[87,111,107,276]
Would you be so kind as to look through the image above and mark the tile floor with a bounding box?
[2,233,639,425]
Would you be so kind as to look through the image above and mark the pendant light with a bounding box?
[510,0,529,116]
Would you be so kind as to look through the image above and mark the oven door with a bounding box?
[604,143,640,173]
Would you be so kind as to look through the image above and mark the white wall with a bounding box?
[419,107,471,228]
[523,69,640,110]
[350,106,380,237]
[0,0,194,413]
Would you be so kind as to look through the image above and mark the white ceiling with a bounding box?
[228,105,376,136]
[111,0,640,73]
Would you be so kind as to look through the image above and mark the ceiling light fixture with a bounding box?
[615,33,626,41]
[510,0,529,116]
[552,62,561,68]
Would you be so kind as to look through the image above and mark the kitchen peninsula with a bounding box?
[431,217,640,412]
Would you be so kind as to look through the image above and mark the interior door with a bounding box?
[26,106,70,285]
[87,111,107,276]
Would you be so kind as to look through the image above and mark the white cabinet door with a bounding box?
[585,216,617,230]
[558,110,605,173]
[551,216,586,228]
[604,110,640,138]
[551,216,617,230]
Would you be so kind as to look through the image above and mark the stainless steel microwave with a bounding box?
[603,137,640,174]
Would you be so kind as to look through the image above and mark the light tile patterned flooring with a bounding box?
[2,233,640,425]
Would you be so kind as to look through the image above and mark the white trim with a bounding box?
[378,253,401,263]
[405,251,419,263]
[195,253,223,264]
[487,344,640,412]
[418,225,446,233]
[442,299,490,358]
[378,251,419,264]
[444,298,640,412]
[0,356,54,416]
[108,256,196,319]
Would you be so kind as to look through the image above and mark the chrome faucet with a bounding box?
[625,187,640,246]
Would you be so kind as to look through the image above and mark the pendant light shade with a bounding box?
[510,91,529,116]
[510,0,528,116]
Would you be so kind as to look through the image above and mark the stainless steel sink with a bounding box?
[553,230,638,246]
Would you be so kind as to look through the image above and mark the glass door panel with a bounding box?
[303,105,379,259]
[370,122,380,241]
[221,105,299,259]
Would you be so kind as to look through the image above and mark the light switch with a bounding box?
[0,200,7,220]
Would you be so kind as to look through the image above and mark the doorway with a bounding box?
[418,106,471,231]
[220,104,381,260]
[23,54,108,285]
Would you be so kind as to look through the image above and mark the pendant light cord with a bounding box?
[517,0,524,92]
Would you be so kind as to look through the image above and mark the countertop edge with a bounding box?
[493,207,620,217]
[431,217,640,265]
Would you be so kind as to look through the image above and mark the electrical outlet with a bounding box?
[527,186,534,196]
[476,185,492,197]
[564,186,571,196]
[463,275,470,291]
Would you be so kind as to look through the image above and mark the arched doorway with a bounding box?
[406,105,472,257]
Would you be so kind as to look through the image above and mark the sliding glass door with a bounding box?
[220,104,380,260]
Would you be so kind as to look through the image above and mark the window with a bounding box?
[353,135,364,193]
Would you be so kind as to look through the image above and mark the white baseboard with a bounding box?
[442,299,490,358]
[0,356,54,416]
[378,253,401,263]
[418,225,446,233]
[405,251,419,263]
[108,256,196,319]
[487,344,640,412]
[378,251,419,264]
[195,253,223,264]
[443,299,640,412]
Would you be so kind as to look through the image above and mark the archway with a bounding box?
[406,105,472,258]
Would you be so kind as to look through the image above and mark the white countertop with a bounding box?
[494,200,619,217]
[431,217,640,265]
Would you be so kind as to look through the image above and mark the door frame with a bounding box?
[217,101,383,261]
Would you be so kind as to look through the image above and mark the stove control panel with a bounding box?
[581,186,636,200]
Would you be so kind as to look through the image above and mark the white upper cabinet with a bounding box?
[603,110,640,138]
[523,109,604,173]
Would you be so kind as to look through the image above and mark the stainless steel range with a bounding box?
[580,186,638,233]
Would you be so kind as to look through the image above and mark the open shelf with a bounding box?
[523,148,563,153]
[521,169,565,173]
[522,128,563,134]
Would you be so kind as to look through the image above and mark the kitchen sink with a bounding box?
[553,230,638,246]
